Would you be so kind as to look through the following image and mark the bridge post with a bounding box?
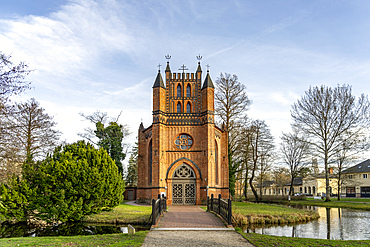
[151,198,156,225]
[218,194,221,215]
[228,198,232,225]
[210,194,214,212]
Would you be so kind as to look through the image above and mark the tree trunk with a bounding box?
[337,172,341,201]
[325,153,331,201]
[243,168,249,200]
[289,176,295,196]
[249,168,259,202]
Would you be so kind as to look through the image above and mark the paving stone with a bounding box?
[143,205,254,246]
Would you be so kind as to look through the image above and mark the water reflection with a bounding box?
[244,206,370,240]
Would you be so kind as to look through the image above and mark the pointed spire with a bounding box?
[165,61,171,72]
[139,122,144,131]
[196,54,202,72]
[197,62,202,72]
[202,71,214,89]
[165,54,171,72]
[153,70,165,89]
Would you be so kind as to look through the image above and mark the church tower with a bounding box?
[137,56,229,205]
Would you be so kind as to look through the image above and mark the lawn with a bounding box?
[287,198,370,211]
[0,231,149,247]
[232,201,319,225]
[237,229,370,247]
[84,201,152,224]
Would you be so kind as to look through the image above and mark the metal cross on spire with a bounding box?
[196,54,202,63]
[206,64,210,73]
[179,64,188,73]
[157,63,161,72]
[165,54,171,62]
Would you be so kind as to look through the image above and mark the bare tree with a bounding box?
[0,52,31,103]
[214,73,251,197]
[0,52,32,181]
[280,129,311,196]
[7,98,61,160]
[273,167,290,195]
[246,120,275,202]
[291,84,370,201]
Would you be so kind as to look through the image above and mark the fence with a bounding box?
[150,194,167,226]
[207,194,232,226]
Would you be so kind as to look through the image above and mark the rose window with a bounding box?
[174,134,193,150]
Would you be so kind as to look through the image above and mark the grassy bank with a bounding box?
[237,229,370,247]
[286,198,370,211]
[0,231,149,247]
[84,202,152,224]
[233,201,319,226]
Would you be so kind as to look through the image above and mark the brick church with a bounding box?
[137,57,229,205]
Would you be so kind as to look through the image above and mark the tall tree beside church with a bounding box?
[214,73,251,197]
[291,84,370,201]
[0,52,32,180]
[7,98,61,160]
[247,120,274,202]
[125,142,138,186]
[79,111,130,177]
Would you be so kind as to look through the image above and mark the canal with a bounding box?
[244,206,370,240]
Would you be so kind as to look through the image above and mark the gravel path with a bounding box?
[142,230,254,247]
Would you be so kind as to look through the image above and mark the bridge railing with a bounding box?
[151,194,167,226]
[207,194,232,226]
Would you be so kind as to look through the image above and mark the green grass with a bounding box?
[237,229,370,247]
[287,198,370,211]
[307,197,370,203]
[233,201,319,225]
[0,231,148,247]
[84,202,152,224]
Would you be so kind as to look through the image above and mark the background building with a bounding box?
[342,159,370,198]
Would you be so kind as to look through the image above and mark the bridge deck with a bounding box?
[155,205,226,229]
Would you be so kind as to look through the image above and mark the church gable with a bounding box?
[137,56,229,205]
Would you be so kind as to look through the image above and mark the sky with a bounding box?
[1,0,370,162]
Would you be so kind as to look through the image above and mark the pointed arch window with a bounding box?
[177,102,181,113]
[215,141,219,184]
[148,140,152,184]
[186,84,191,97]
[186,102,191,113]
[177,85,181,97]
[173,164,195,178]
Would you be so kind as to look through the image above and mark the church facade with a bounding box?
[137,58,229,205]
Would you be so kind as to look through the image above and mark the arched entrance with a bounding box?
[172,164,196,205]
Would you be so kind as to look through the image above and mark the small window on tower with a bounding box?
[177,85,181,97]
[186,102,191,113]
[186,84,191,97]
[177,102,181,113]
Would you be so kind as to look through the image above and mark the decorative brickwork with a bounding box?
[137,60,229,205]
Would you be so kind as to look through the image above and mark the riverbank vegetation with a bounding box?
[0,231,148,247]
[233,202,319,226]
[286,198,370,211]
[84,202,152,224]
[237,229,370,247]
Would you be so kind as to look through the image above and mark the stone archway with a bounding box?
[172,164,196,205]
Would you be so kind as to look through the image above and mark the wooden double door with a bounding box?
[172,180,196,205]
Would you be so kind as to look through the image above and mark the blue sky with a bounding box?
[1,0,370,155]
